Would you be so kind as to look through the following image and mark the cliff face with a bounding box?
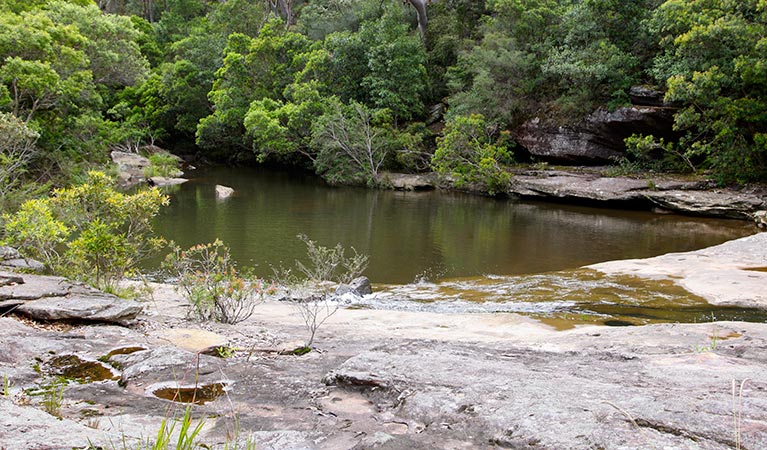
[512,86,677,164]
[514,105,677,164]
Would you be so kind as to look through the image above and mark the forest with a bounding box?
[2,0,767,206]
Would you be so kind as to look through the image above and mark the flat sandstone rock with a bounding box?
[155,327,228,353]
[15,294,142,323]
[589,232,767,308]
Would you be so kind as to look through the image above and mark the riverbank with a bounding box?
[1,233,766,449]
[386,168,767,219]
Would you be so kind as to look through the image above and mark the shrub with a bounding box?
[164,240,273,324]
[293,234,369,286]
[275,235,368,348]
[144,152,183,178]
[2,198,69,268]
[311,101,398,186]
[431,114,514,195]
[0,112,46,212]
[2,171,168,291]
[612,134,696,175]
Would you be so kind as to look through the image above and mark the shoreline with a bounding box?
[385,168,767,220]
[1,234,767,449]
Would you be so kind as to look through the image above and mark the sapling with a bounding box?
[275,235,368,349]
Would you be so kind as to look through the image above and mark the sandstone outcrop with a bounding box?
[508,169,767,219]
[335,276,373,297]
[0,246,44,272]
[514,106,677,164]
[149,176,188,187]
[0,271,142,323]
[111,149,187,188]
[111,150,151,188]
[589,231,767,309]
[382,172,436,191]
[215,184,235,199]
[755,210,767,228]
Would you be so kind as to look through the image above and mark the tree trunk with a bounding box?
[406,0,429,37]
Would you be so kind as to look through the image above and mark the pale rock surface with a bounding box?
[149,176,188,187]
[111,150,150,188]
[508,169,766,218]
[0,271,142,323]
[590,232,767,308]
[2,234,767,449]
[215,184,235,199]
[154,327,229,353]
[0,398,117,449]
[335,276,373,297]
[16,294,142,323]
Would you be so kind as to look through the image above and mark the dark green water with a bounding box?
[152,167,754,284]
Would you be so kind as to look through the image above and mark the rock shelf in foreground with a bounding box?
[1,234,767,449]
[0,271,142,324]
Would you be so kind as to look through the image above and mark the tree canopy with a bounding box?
[1,0,765,191]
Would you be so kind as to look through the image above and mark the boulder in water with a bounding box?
[755,210,767,229]
[336,276,373,297]
[215,184,235,199]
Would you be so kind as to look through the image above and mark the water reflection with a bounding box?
[151,167,754,284]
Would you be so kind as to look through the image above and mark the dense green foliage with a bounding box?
[432,114,514,195]
[0,0,150,181]
[648,0,767,183]
[2,171,168,290]
[1,0,766,200]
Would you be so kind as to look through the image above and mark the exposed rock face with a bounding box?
[324,333,767,450]
[117,346,222,385]
[15,294,142,323]
[0,398,116,449]
[0,246,20,260]
[382,173,435,191]
[629,85,668,107]
[111,150,151,188]
[0,271,142,323]
[755,210,767,229]
[2,236,767,449]
[149,176,188,187]
[154,328,229,353]
[514,106,676,164]
[590,232,767,309]
[0,246,45,273]
[508,170,767,218]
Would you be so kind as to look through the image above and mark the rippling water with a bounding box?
[361,270,767,328]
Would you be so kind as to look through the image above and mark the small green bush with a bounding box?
[164,240,273,324]
[2,171,168,291]
[431,114,514,195]
[275,235,369,348]
[612,134,695,176]
[144,152,183,178]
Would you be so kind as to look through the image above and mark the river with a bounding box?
[153,167,753,283]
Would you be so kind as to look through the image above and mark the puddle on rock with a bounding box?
[44,355,119,383]
[365,269,767,330]
[152,383,227,405]
[104,346,146,358]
